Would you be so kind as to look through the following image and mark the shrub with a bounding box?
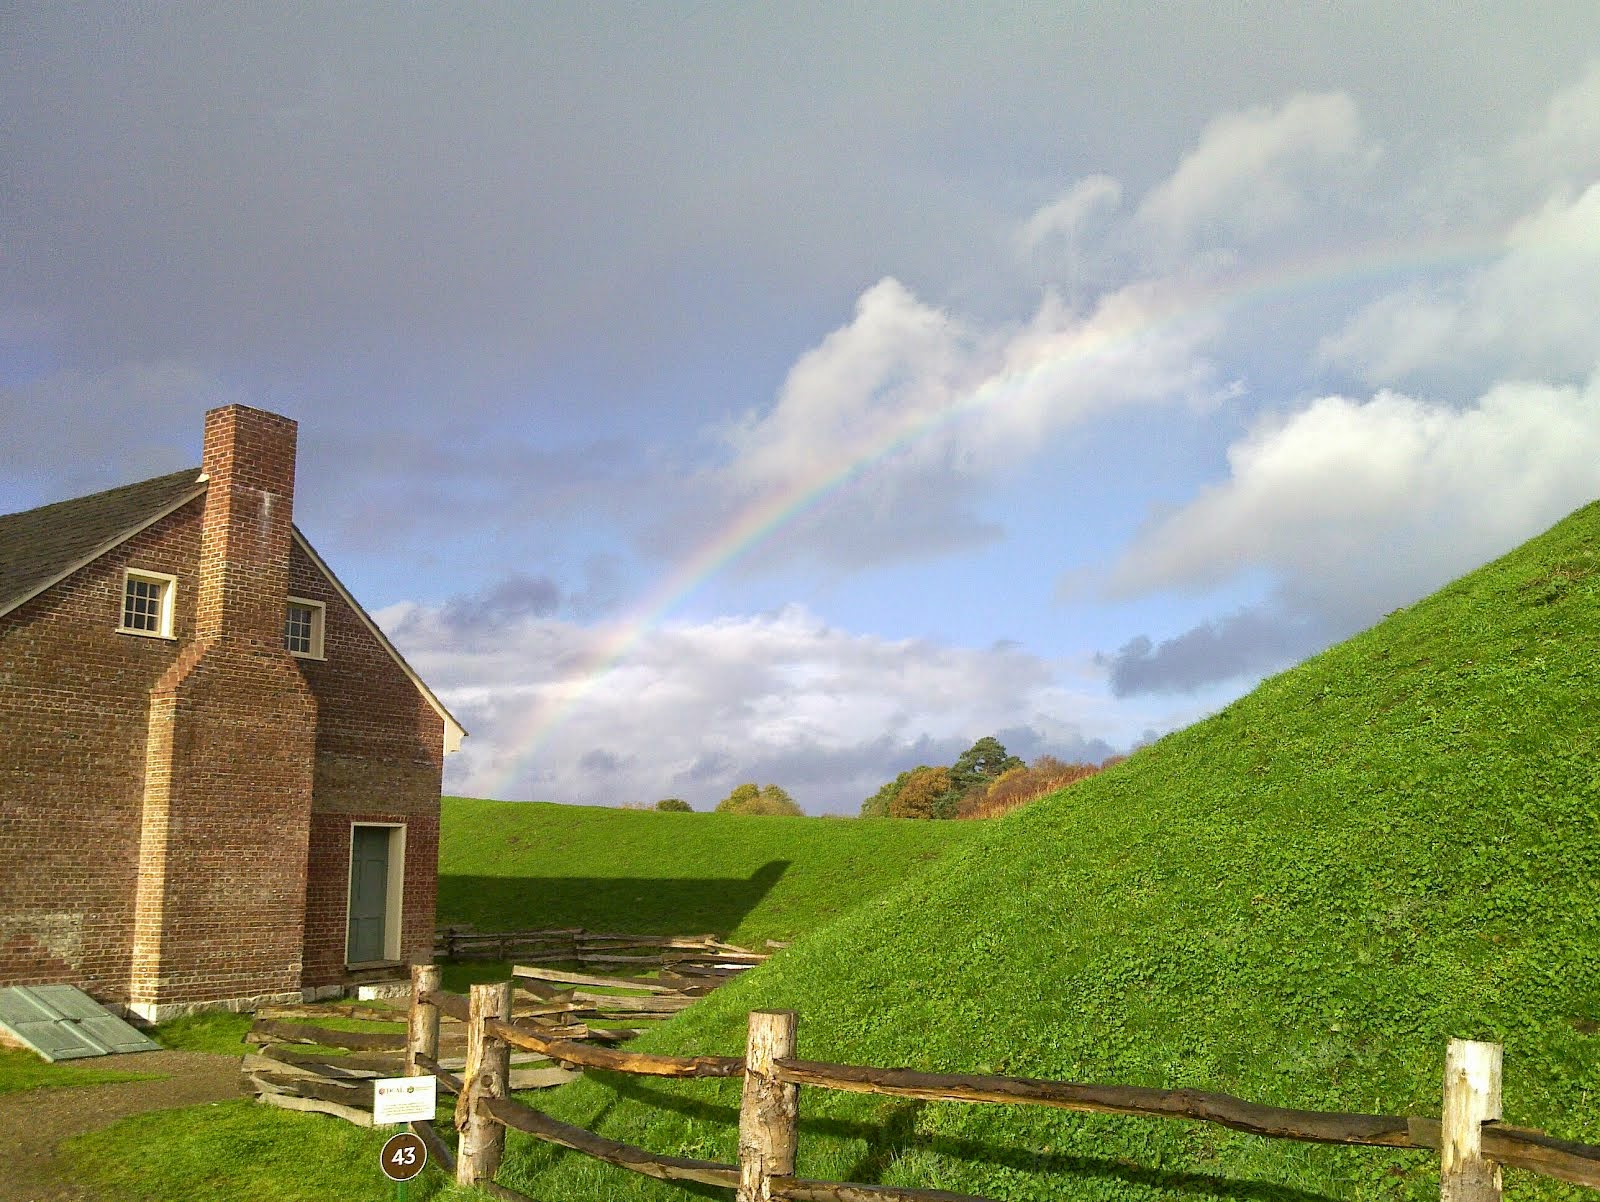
[716,783,803,816]
[956,755,1107,819]
[655,798,692,812]
[714,783,762,813]
[863,736,1024,819]
[860,770,911,817]
[890,766,951,819]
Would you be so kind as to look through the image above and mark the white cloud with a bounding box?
[699,274,1224,570]
[1134,92,1376,255]
[381,600,1122,814]
[1321,182,1600,390]
[1514,59,1600,189]
[1016,174,1123,259]
[721,278,978,489]
[1103,375,1600,623]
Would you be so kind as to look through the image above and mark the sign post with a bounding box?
[375,1076,437,1200]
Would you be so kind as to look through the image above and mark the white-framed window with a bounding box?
[284,597,326,658]
[117,569,177,639]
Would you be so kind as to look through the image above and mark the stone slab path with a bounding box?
[0,1050,240,1202]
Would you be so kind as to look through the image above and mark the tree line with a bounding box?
[649,783,801,816]
[857,735,1118,819]
[645,735,1117,819]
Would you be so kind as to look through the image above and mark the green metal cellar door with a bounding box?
[0,985,161,1061]
[347,827,391,963]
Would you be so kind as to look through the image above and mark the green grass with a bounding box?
[61,1099,459,1201]
[439,959,524,993]
[504,500,1600,1202]
[438,799,981,946]
[0,1047,164,1095]
[0,1010,272,1098]
[153,1009,406,1062]
[150,1009,405,1050]
[153,1011,256,1055]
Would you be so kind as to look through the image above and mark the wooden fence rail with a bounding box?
[429,976,1600,1202]
[436,926,772,969]
[240,964,577,1135]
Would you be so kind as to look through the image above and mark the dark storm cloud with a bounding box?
[990,725,1119,767]
[1100,607,1328,698]
[578,749,628,775]
[0,7,1012,371]
[441,572,563,631]
[7,5,1590,372]
[676,751,736,785]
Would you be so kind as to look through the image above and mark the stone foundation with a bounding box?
[120,989,304,1025]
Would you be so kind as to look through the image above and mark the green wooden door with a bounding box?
[347,827,391,963]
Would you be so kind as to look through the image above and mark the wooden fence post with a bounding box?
[456,980,513,1187]
[406,963,440,1076]
[737,1010,799,1202]
[1441,1038,1503,1202]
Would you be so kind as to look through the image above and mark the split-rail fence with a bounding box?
[436,925,775,976]
[238,936,767,1131]
[406,973,1600,1202]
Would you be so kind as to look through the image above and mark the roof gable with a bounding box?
[0,468,466,754]
[0,469,206,620]
[291,530,467,753]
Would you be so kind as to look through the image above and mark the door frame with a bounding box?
[345,822,407,965]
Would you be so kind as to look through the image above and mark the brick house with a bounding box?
[0,405,465,1021]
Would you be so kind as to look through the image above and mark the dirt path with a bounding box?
[0,1050,241,1202]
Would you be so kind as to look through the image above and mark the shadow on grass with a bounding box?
[592,1076,1352,1202]
[438,860,790,937]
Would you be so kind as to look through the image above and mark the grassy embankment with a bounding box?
[54,803,978,1200]
[493,500,1600,1202]
[436,796,985,943]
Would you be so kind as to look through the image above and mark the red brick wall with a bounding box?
[0,501,203,1001]
[130,638,317,1009]
[290,541,444,988]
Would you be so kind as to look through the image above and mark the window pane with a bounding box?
[123,578,162,632]
[284,604,312,653]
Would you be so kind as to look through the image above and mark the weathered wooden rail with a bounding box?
[240,966,582,1132]
[433,976,1600,1202]
[436,925,771,973]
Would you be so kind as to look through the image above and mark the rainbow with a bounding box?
[480,233,1504,798]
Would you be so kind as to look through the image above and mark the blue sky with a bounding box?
[5,5,1600,812]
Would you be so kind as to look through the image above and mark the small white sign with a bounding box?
[373,1074,438,1124]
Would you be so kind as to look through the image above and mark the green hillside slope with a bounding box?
[500,502,1600,1202]
[438,798,981,947]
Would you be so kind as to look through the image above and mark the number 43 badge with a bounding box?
[380,1131,428,1182]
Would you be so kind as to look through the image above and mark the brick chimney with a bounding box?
[196,405,298,646]
[129,404,317,1020]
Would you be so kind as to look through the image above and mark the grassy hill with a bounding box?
[499,501,1600,1202]
[438,798,983,947]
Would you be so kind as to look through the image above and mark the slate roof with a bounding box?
[0,468,206,619]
